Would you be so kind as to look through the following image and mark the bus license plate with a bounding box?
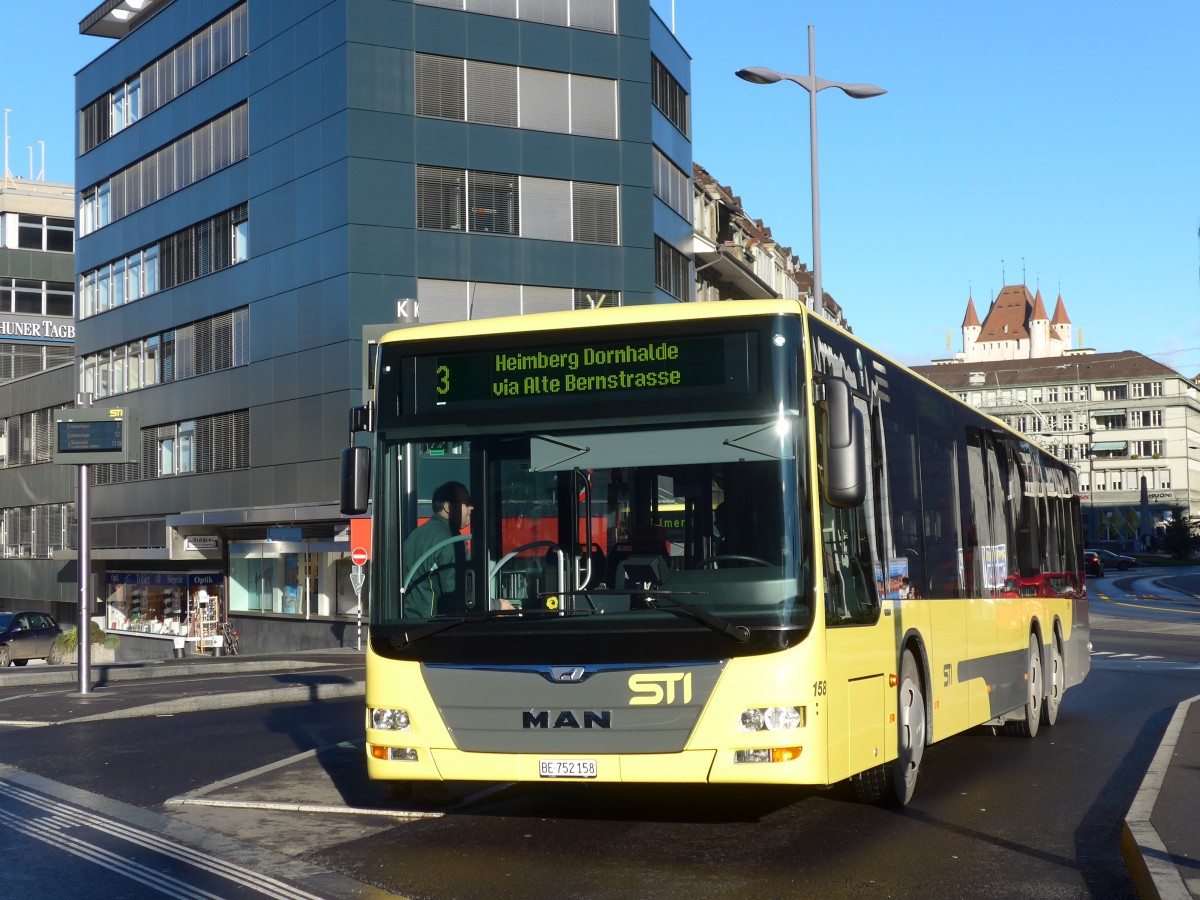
[539,759,597,779]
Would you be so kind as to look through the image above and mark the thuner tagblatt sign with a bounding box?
[53,408,140,465]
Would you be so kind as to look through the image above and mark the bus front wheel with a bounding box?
[852,649,926,806]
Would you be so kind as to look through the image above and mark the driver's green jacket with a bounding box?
[401,516,463,618]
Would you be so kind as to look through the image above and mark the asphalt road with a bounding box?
[1,566,1197,899]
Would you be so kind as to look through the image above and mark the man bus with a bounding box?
[341,299,1089,805]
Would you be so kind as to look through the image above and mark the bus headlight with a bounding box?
[370,707,413,731]
[738,706,805,732]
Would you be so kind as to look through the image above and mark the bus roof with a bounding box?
[378,299,806,346]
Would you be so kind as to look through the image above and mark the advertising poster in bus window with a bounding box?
[981,543,1007,591]
[874,558,911,599]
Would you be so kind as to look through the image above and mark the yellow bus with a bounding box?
[341,299,1090,805]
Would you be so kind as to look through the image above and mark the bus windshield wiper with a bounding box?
[644,590,751,643]
[390,612,491,648]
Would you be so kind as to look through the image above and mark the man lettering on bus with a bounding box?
[402,481,473,618]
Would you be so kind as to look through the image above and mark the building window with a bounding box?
[416,278,619,322]
[469,171,520,234]
[79,4,248,155]
[0,279,74,317]
[572,182,619,244]
[79,105,248,236]
[414,0,615,33]
[655,236,691,301]
[573,287,620,309]
[80,309,249,398]
[418,167,617,243]
[92,410,249,485]
[417,166,466,231]
[14,215,74,253]
[653,147,692,222]
[80,206,246,318]
[415,53,618,139]
[651,57,689,136]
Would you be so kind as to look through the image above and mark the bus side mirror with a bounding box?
[822,376,866,508]
[341,446,371,516]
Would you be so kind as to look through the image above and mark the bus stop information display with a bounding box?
[58,419,122,452]
[53,408,139,465]
[418,331,757,409]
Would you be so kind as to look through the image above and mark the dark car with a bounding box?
[0,611,62,667]
[1088,548,1136,571]
[1084,550,1104,578]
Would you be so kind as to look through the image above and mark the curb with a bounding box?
[1122,694,1199,900]
[0,658,335,687]
[60,680,366,724]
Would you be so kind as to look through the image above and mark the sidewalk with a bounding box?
[0,649,365,727]
[2,645,1198,897]
[1123,694,1200,900]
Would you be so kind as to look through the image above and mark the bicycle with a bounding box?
[220,621,241,656]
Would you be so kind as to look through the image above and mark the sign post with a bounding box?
[54,404,138,695]
[349,518,371,651]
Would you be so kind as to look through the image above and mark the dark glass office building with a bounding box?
[72,0,693,653]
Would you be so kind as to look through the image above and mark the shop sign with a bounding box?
[185,536,221,551]
[107,572,224,587]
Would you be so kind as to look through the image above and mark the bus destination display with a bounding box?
[423,332,755,407]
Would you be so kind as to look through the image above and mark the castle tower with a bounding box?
[1029,288,1050,357]
[1050,293,1072,350]
[962,294,981,357]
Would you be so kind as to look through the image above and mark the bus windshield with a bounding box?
[374,416,810,639]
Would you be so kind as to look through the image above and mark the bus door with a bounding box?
[817,387,890,783]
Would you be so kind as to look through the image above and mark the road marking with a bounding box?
[0,780,326,899]
[1093,591,1200,616]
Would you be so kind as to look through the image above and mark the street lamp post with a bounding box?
[736,25,885,317]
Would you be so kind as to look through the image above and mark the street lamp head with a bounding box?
[837,82,887,100]
[735,66,784,85]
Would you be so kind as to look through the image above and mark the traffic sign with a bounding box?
[350,566,365,597]
[351,546,369,566]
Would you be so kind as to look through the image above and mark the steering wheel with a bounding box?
[403,533,473,590]
[696,554,772,568]
[489,540,565,579]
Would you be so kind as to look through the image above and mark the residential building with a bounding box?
[691,163,849,328]
[0,179,77,617]
[914,353,1200,547]
[69,0,693,655]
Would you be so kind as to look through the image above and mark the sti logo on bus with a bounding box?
[628,672,693,706]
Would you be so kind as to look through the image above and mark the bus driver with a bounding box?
[402,481,473,617]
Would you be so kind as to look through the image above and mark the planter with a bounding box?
[47,644,116,666]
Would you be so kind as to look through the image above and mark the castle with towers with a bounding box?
[952,285,1085,362]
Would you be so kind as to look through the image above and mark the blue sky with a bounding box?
[7,1,1199,373]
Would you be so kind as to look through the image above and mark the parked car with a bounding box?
[0,611,62,667]
[1084,550,1104,578]
[1088,548,1136,571]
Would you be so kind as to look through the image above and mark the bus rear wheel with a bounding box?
[1005,635,1042,738]
[852,649,925,806]
[1040,635,1062,727]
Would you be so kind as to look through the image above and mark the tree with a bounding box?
[1160,505,1200,560]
